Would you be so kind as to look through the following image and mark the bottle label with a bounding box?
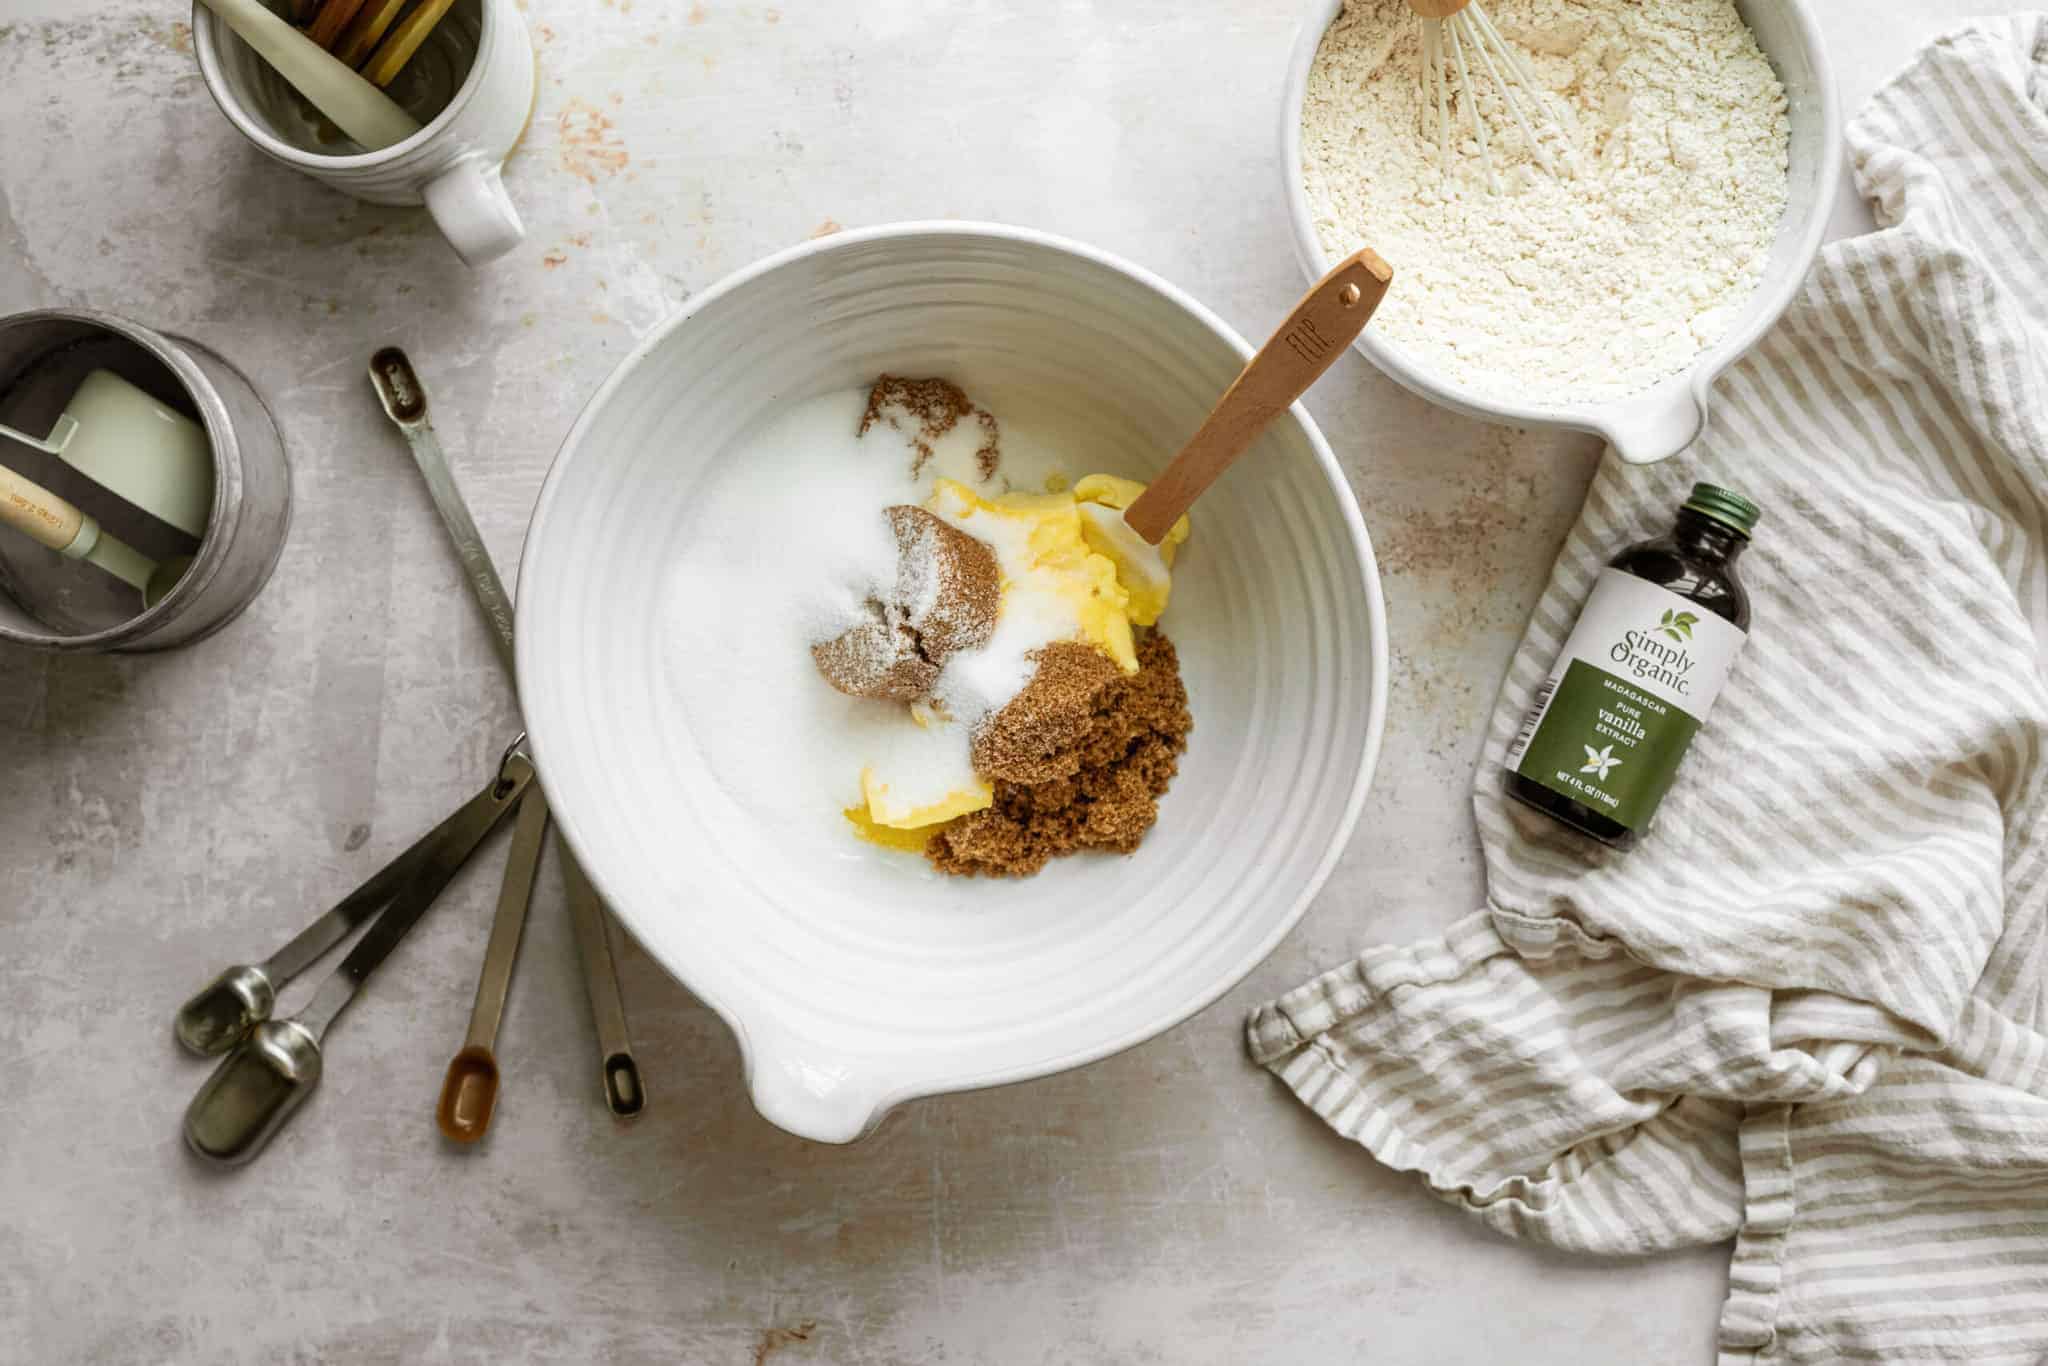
[1506,569,1747,832]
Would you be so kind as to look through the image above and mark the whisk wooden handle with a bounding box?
[1407,0,1474,17]
[0,462,86,552]
[1123,248,1393,545]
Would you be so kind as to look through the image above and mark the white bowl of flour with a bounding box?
[1283,0,1839,463]
[515,224,1387,1142]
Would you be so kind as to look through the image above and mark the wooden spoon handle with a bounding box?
[362,0,457,87]
[0,461,85,552]
[334,0,411,69]
[306,0,369,50]
[1123,247,1392,545]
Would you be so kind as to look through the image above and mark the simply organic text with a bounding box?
[1612,631,1696,692]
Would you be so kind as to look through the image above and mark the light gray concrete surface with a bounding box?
[0,2,2010,1361]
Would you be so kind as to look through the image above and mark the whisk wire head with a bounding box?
[1415,0,1572,190]
[1463,11,1551,176]
[1441,17,1499,192]
[1466,2,1579,173]
[1422,18,1450,166]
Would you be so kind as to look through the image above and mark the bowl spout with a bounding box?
[1601,390,1710,466]
[744,1028,894,1145]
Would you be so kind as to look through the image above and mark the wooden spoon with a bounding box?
[305,0,369,50]
[0,461,191,609]
[333,0,411,69]
[362,0,458,87]
[1121,247,1392,546]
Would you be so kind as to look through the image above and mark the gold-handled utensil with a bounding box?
[332,0,412,69]
[362,0,457,87]
[436,782,550,1142]
[305,0,369,49]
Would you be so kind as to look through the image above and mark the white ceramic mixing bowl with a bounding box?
[1282,0,1840,464]
[517,223,1387,1143]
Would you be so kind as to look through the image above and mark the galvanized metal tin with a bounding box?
[0,309,291,653]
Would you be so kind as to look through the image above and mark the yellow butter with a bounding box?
[927,479,1138,673]
[844,802,947,851]
[860,765,992,829]
[853,473,1200,849]
[1072,474,1189,626]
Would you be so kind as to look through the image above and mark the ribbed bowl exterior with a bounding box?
[516,224,1388,1143]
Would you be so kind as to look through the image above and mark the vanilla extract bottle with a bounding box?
[1504,483,1759,849]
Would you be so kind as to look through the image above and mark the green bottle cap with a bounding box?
[1683,483,1761,537]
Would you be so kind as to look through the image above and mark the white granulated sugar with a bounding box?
[663,386,1073,861]
[1302,0,1790,402]
[898,519,943,623]
[927,508,1060,725]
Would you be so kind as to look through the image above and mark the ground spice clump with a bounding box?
[810,506,1001,702]
[860,375,1002,480]
[928,632,1191,877]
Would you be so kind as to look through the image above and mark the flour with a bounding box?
[1302,0,1790,403]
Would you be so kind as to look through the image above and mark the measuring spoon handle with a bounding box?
[563,846,644,1117]
[174,741,533,1058]
[463,784,550,1052]
[297,748,536,1040]
[368,347,516,676]
[261,801,453,983]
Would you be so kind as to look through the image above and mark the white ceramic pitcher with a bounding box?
[192,0,536,267]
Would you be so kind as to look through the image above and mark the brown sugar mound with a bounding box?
[972,641,1124,784]
[860,375,1002,480]
[888,506,998,661]
[812,506,1000,702]
[810,603,937,703]
[929,632,1192,878]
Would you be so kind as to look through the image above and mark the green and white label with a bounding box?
[1506,569,1747,831]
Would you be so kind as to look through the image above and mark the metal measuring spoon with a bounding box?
[436,782,549,1143]
[173,782,479,1056]
[370,345,646,1119]
[183,747,535,1166]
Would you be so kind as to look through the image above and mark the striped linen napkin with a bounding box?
[1247,17,2048,1364]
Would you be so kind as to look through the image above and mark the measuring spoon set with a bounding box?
[177,739,535,1164]
[173,346,645,1168]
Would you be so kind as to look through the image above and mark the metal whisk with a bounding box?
[1409,0,1573,189]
